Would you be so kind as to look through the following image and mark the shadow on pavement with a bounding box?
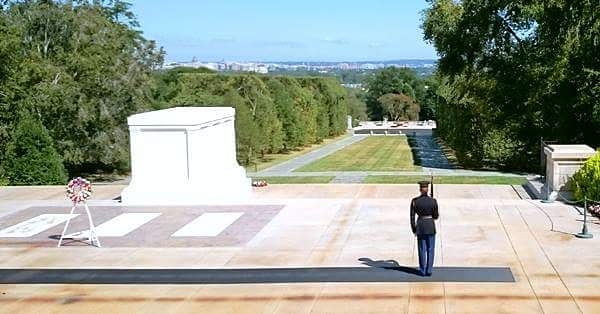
[358,257,422,275]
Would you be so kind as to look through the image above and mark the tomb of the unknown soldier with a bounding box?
[120,107,251,205]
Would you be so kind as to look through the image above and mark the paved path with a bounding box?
[255,135,367,175]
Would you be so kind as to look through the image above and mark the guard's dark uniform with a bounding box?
[410,184,439,276]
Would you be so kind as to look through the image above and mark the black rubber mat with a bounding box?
[0,267,514,284]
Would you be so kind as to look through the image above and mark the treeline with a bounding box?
[154,72,359,166]
[0,1,367,185]
[0,0,163,184]
[423,0,599,171]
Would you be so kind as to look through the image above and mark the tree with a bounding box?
[234,75,283,155]
[345,89,368,125]
[377,93,420,121]
[265,77,303,150]
[277,76,318,146]
[225,90,260,166]
[0,11,21,183]
[152,67,216,109]
[1,0,164,176]
[422,0,600,170]
[3,115,67,185]
[298,78,331,141]
[419,75,439,120]
[364,67,425,120]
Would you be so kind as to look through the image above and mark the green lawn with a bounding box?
[296,136,419,172]
[245,134,349,172]
[364,175,527,185]
[252,176,334,184]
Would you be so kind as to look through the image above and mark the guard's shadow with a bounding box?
[48,234,90,246]
[358,257,421,275]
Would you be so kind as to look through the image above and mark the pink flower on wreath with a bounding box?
[589,204,600,216]
[252,180,268,187]
[66,177,92,204]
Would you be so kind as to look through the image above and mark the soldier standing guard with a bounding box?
[410,180,439,276]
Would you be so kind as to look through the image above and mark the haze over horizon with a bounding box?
[130,0,437,62]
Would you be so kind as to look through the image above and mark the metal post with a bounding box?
[576,196,593,239]
[541,183,554,203]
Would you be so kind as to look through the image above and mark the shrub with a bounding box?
[3,116,68,185]
[482,128,522,168]
[0,171,8,186]
[572,151,600,201]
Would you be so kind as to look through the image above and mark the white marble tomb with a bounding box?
[121,107,251,205]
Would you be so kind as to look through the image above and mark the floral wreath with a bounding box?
[252,180,268,187]
[66,177,92,204]
[589,202,600,218]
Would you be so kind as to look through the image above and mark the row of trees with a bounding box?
[155,72,359,166]
[0,0,164,184]
[423,0,599,171]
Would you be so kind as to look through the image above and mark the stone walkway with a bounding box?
[0,184,599,313]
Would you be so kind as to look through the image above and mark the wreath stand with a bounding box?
[57,177,101,248]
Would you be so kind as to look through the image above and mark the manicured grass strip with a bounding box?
[364,175,527,185]
[245,134,350,172]
[296,136,419,172]
[252,176,334,184]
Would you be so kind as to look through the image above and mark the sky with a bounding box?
[129,0,437,62]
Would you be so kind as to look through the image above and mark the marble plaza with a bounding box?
[0,184,599,313]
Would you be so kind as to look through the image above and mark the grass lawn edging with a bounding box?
[364,175,527,185]
[252,175,527,185]
[251,176,334,184]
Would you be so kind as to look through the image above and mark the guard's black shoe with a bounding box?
[425,273,432,277]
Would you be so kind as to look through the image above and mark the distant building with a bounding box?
[341,83,363,89]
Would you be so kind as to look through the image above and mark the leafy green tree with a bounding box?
[265,77,303,150]
[364,67,424,120]
[423,0,600,170]
[173,73,229,106]
[233,75,283,155]
[0,11,21,183]
[419,75,439,120]
[1,0,164,177]
[224,90,260,166]
[277,76,318,145]
[377,93,420,121]
[345,89,368,125]
[297,78,330,141]
[3,115,67,185]
[152,67,216,109]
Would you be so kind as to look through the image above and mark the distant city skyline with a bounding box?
[162,59,437,75]
[129,1,437,62]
